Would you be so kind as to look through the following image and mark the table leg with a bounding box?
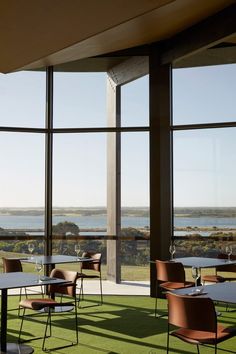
[1,289,7,352]
[1,289,34,354]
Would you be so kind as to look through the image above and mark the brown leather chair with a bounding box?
[18,268,79,351]
[2,257,44,310]
[77,251,103,305]
[2,257,28,314]
[155,260,194,317]
[202,253,236,284]
[2,257,23,273]
[166,292,236,354]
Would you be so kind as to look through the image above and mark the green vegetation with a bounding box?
[0,206,150,217]
[3,205,236,217]
[5,295,236,354]
[174,206,236,217]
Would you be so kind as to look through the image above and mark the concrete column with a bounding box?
[106,75,121,282]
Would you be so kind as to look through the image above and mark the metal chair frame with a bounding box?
[18,268,79,351]
[166,292,236,354]
[155,260,194,317]
[78,252,103,306]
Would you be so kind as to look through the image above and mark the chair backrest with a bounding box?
[217,253,236,272]
[48,268,78,297]
[81,252,101,272]
[155,260,185,283]
[166,292,217,333]
[2,257,23,273]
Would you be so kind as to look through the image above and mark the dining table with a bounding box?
[22,254,93,307]
[172,281,236,305]
[0,272,70,354]
[173,256,236,285]
[22,254,92,268]
[173,256,236,269]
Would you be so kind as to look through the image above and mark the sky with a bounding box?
[0,64,236,208]
[0,71,149,208]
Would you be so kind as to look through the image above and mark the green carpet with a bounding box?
[5,295,236,353]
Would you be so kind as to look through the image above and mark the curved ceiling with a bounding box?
[0,0,234,73]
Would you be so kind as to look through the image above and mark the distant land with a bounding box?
[1,206,236,218]
[0,207,149,217]
[174,207,236,218]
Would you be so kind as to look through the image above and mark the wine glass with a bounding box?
[226,245,233,261]
[75,244,81,259]
[28,243,35,259]
[169,243,176,260]
[192,266,200,287]
[35,259,43,282]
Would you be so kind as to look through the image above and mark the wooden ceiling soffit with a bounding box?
[174,46,236,68]
[0,0,174,73]
[108,56,149,86]
[161,3,236,64]
[14,0,234,72]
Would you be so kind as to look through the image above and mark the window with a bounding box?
[53,133,107,236]
[53,72,107,128]
[0,71,45,127]
[173,65,236,259]
[173,64,236,125]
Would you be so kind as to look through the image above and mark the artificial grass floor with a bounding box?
[5,295,236,354]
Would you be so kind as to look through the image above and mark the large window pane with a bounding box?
[173,64,236,125]
[121,132,149,233]
[121,240,150,281]
[53,73,107,128]
[0,133,45,235]
[173,128,236,253]
[52,239,107,277]
[0,71,46,127]
[120,132,149,281]
[53,133,107,236]
[121,75,149,127]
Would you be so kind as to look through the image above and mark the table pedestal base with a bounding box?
[0,343,33,354]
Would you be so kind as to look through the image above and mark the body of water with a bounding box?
[0,214,236,236]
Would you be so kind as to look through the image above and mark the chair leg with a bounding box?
[99,273,103,305]
[167,324,170,354]
[155,281,166,317]
[80,278,84,300]
[18,308,26,342]
[74,300,79,344]
[154,297,158,317]
[42,308,52,351]
[18,288,23,317]
[77,279,84,308]
[154,280,158,317]
[196,344,200,354]
[40,285,44,298]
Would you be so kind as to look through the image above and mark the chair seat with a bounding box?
[202,275,225,283]
[20,298,57,311]
[172,324,236,345]
[223,276,236,281]
[160,281,194,291]
[77,272,100,279]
